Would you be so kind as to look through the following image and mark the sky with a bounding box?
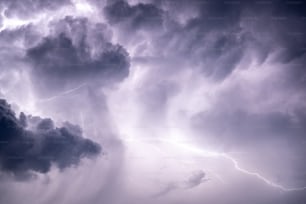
[1,0,306,203]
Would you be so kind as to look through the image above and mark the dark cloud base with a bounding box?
[26,16,130,97]
[0,99,101,179]
[104,0,164,29]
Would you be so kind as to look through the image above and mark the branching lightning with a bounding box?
[164,138,306,192]
[125,137,306,192]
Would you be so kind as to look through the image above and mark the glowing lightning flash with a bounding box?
[165,139,306,192]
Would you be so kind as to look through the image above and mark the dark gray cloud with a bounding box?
[104,0,164,30]
[153,170,208,198]
[26,16,130,97]
[0,99,101,179]
[183,170,209,189]
[103,0,249,80]
[152,182,178,198]
[104,0,306,82]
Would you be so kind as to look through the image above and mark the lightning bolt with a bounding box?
[37,83,87,103]
[164,139,306,192]
[124,137,306,192]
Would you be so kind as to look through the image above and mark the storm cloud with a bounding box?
[0,99,101,178]
[1,0,306,204]
[26,16,130,96]
[104,0,164,30]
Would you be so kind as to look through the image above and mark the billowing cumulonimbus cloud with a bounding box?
[0,99,101,178]
[26,16,130,96]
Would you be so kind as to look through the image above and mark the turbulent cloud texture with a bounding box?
[0,0,71,18]
[104,0,164,29]
[0,99,101,178]
[27,16,130,96]
[1,0,306,204]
